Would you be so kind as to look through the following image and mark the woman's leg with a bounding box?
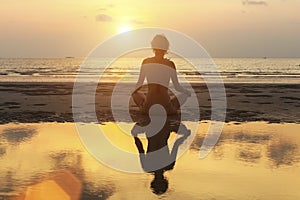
[132,91,146,108]
[171,93,189,110]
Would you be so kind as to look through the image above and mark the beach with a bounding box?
[0,82,299,124]
[0,58,299,199]
[0,81,299,199]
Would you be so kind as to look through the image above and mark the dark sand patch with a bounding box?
[268,140,299,167]
[233,132,270,143]
[257,102,273,105]
[8,106,21,109]
[238,148,262,163]
[280,97,300,101]
[245,94,272,98]
[284,101,297,104]
[2,102,20,106]
[33,103,47,106]
[239,100,250,103]
[1,127,37,145]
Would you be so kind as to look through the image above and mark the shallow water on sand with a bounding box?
[0,122,299,199]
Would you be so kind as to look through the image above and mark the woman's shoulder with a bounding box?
[162,58,176,69]
[142,57,159,64]
[166,59,176,68]
[142,57,175,68]
[142,57,152,64]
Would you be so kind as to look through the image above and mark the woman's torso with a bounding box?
[141,57,176,112]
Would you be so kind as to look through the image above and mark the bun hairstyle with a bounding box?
[151,34,169,51]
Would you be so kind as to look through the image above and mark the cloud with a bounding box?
[130,19,144,25]
[97,8,107,11]
[97,4,114,11]
[242,0,268,6]
[95,14,113,22]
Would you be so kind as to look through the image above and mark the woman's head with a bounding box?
[151,170,168,195]
[151,34,169,55]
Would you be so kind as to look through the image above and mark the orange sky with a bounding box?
[0,0,299,57]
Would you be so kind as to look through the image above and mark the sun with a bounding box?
[118,25,132,33]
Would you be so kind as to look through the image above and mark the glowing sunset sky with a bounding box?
[0,0,299,57]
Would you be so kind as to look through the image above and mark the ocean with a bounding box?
[0,58,299,83]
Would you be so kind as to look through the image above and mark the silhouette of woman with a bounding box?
[131,115,190,195]
[132,34,191,115]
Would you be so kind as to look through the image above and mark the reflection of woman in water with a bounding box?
[131,116,190,195]
[132,34,191,115]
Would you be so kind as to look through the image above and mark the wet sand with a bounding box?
[1,82,299,199]
[0,82,299,124]
[0,122,299,199]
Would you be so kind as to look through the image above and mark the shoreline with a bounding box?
[0,82,299,124]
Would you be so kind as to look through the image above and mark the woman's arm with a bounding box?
[131,124,145,153]
[170,62,191,96]
[134,137,145,153]
[135,63,146,91]
[170,124,191,160]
